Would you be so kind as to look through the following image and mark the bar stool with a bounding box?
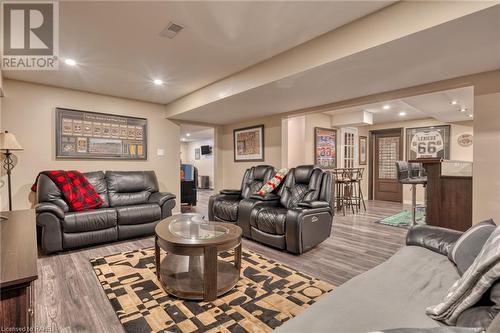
[395,161,427,226]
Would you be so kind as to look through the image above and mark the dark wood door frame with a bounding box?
[368,128,404,201]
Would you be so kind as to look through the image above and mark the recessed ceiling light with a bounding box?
[181,137,186,141]
[460,107,467,112]
[65,58,76,66]
[451,100,458,105]
[153,79,163,85]
[468,114,473,118]
[399,112,407,116]
[186,133,191,137]
[382,105,391,110]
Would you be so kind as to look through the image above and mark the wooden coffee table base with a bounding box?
[155,236,242,301]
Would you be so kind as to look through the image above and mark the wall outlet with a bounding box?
[157,148,165,156]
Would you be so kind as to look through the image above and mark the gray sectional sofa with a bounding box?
[275,225,500,333]
[36,171,175,253]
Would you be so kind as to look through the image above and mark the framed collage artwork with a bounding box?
[233,125,264,162]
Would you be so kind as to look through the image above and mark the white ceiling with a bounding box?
[3,1,393,104]
[170,5,500,124]
[324,86,474,124]
[180,124,214,142]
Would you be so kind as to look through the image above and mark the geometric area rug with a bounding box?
[90,248,334,333]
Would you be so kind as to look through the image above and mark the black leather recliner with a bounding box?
[35,171,176,254]
[208,165,275,223]
[238,165,334,254]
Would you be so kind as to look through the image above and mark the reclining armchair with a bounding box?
[239,165,334,254]
[208,165,275,223]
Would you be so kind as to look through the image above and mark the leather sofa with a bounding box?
[239,165,334,254]
[208,165,275,223]
[274,225,500,333]
[36,171,176,253]
[209,165,334,254]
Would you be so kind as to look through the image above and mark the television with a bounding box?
[200,145,212,155]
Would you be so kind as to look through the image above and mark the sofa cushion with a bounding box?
[456,306,499,329]
[62,208,117,233]
[63,227,117,249]
[106,171,159,207]
[116,204,161,225]
[252,207,288,235]
[213,198,239,222]
[275,246,459,333]
[85,171,109,208]
[448,219,497,275]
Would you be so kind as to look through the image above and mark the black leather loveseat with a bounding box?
[210,165,334,254]
[36,171,176,253]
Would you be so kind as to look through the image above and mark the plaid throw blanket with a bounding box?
[32,170,103,211]
[426,226,500,325]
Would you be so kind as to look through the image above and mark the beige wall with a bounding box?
[181,138,215,189]
[217,115,282,190]
[283,115,305,168]
[0,71,3,211]
[0,80,181,212]
[474,92,500,223]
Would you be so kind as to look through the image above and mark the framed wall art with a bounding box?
[406,125,450,160]
[233,125,264,162]
[359,136,367,165]
[56,108,147,160]
[457,133,473,147]
[314,127,337,169]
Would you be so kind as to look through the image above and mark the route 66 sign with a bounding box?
[406,125,450,160]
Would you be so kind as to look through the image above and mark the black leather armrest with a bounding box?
[220,189,242,195]
[249,193,280,201]
[35,202,65,219]
[298,201,330,209]
[148,192,176,206]
[406,225,463,256]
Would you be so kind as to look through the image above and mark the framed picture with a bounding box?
[56,107,147,160]
[233,125,264,162]
[359,136,367,165]
[195,148,201,160]
[406,125,450,160]
[314,127,337,169]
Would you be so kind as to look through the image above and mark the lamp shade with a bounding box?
[0,131,23,151]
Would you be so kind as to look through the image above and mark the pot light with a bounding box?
[64,58,76,66]
[451,100,458,105]
[460,107,467,112]
[382,105,391,110]
[399,112,407,116]
[186,133,191,137]
[153,79,163,85]
[181,137,186,141]
[468,114,473,118]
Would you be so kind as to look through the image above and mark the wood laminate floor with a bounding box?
[35,190,408,333]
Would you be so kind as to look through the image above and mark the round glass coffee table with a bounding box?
[154,213,242,301]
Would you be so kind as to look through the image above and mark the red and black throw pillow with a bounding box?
[32,170,103,211]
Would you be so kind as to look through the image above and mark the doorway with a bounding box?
[179,124,215,214]
[369,128,403,202]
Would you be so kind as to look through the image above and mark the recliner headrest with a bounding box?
[293,165,315,184]
[251,165,273,181]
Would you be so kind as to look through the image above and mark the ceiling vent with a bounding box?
[160,21,184,39]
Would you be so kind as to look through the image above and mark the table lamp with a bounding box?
[0,131,24,212]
